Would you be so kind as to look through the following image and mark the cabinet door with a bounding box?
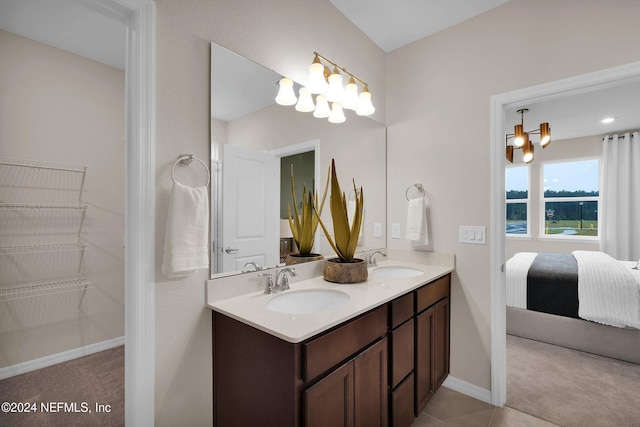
[433,298,450,389]
[304,361,355,427]
[354,338,388,427]
[415,305,434,415]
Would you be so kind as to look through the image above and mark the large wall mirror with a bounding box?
[210,43,387,277]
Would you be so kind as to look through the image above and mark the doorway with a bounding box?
[489,61,640,406]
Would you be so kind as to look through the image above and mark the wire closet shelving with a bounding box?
[0,158,93,309]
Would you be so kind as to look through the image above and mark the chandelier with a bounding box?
[275,52,375,123]
[505,108,551,163]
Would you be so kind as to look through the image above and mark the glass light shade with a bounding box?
[326,67,344,103]
[328,102,346,123]
[513,124,525,147]
[539,123,551,147]
[307,57,328,94]
[522,136,534,163]
[356,86,375,116]
[275,78,297,106]
[295,87,315,112]
[313,95,330,118]
[342,77,359,110]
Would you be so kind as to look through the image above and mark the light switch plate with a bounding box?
[459,226,486,244]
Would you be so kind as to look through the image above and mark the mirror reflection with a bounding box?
[210,43,387,277]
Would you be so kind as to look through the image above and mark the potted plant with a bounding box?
[316,159,367,283]
[286,164,329,265]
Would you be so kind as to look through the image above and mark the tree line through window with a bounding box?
[506,159,600,237]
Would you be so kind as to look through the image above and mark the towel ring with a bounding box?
[171,154,210,187]
[405,183,425,201]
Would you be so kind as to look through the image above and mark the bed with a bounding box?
[506,250,640,364]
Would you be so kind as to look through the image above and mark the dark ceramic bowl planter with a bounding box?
[285,253,324,265]
[323,257,368,283]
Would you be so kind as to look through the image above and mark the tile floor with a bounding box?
[412,387,559,427]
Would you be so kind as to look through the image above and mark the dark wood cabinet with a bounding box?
[212,273,451,427]
[414,275,450,416]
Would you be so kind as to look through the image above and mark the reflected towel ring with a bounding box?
[405,183,425,201]
[171,154,210,187]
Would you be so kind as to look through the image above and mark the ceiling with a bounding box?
[329,0,510,53]
[1,0,639,140]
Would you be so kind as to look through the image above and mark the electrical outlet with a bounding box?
[391,223,401,239]
[373,223,382,238]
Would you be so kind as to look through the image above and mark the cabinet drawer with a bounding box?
[391,319,414,388]
[304,305,388,382]
[390,292,413,328]
[416,275,450,313]
[391,372,415,427]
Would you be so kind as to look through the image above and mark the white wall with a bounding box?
[385,0,640,390]
[0,30,125,366]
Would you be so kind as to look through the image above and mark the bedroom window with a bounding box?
[506,166,529,235]
[542,159,599,238]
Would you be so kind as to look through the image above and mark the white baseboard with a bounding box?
[443,375,493,405]
[0,336,125,380]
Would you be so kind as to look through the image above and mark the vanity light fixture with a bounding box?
[505,108,551,164]
[275,52,375,123]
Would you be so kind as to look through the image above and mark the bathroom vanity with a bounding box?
[208,260,452,427]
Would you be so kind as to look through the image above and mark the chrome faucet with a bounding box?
[258,272,275,294]
[367,250,387,267]
[242,261,262,273]
[275,267,296,292]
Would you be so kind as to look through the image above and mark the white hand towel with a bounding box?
[406,197,429,245]
[162,182,209,276]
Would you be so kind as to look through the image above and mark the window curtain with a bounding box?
[600,131,640,261]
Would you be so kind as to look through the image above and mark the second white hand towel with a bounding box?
[406,197,429,245]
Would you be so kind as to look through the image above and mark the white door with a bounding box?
[221,144,279,272]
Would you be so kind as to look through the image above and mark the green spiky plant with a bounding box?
[287,164,330,256]
[316,159,364,262]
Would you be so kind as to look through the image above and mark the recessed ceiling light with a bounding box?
[601,117,616,124]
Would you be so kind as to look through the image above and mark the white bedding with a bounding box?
[506,251,640,328]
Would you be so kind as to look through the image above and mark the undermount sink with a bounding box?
[372,265,425,278]
[266,289,350,314]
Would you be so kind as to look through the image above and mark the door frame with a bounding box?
[489,61,640,406]
[270,139,321,254]
[86,0,156,424]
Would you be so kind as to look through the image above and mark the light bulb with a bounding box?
[313,95,330,118]
[539,123,551,147]
[295,87,315,112]
[275,78,297,106]
[513,124,524,147]
[307,56,328,94]
[328,102,346,123]
[356,86,375,116]
[342,76,359,110]
[523,135,534,163]
[326,67,344,103]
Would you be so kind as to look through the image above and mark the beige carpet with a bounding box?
[0,345,124,427]
[507,334,640,427]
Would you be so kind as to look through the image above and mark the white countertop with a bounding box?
[207,260,453,343]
